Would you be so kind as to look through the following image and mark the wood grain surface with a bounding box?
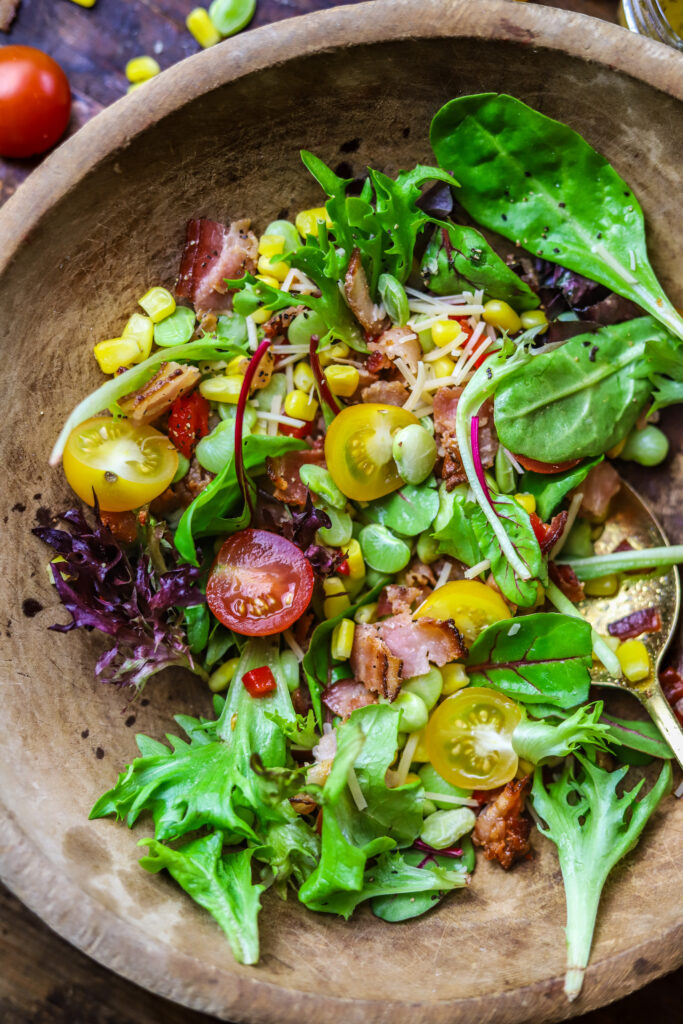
[1,1,681,1022]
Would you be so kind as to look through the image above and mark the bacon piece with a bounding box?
[291,686,312,717]
[530,510,569,554]
[344,249,389,336]
[119,362,201,424]
[266,448,326,507]
[264,306,304,341]
[322,679,377,719]
[172,457,214,507]
[608,606,662,640]
[548,562,585,603]
[660,667,683,726]
[100,510,138,545]
[370,327,421,375]
[350,623,402,701]
[361,379,409,406]
[376,584,429,618]
[578,462,620,521]
[401,560,437,589]
[433,386,497,489]
[379,613,467,679]
[472,776,532,870]
[176,218,258,313]
[366,349,392,374]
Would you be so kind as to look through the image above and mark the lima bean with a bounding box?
[359,524,411,573]
[420,808,477,849]
[392,424,437,485]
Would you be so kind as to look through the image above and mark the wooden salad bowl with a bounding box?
[0,2,681,1021]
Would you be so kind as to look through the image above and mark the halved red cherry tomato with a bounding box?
[514,454,581,474]
[280,419,313,439]
[207,529,314,636]
[168,391,210,458]
[0,46,71,158]
[242,666,277,697]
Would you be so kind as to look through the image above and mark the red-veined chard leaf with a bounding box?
[470,492,546,607]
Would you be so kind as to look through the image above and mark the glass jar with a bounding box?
[619,0,683,50]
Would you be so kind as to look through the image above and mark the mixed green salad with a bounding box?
[36,95,683,1000]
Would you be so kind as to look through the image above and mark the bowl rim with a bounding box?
[1,2,682,1021]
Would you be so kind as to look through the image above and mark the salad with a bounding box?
[35,94,683,1000]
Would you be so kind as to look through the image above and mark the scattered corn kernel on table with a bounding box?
[1,0,681,1022]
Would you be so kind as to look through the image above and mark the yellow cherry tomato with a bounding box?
[425,687,523,790]
[414,580,512,643]
[63,416,179,512]
[324,403,419,501]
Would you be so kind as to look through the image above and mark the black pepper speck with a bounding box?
[95,747,105,760]
[22,598,43,618]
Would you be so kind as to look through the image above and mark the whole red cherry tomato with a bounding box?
[0,46,71,158]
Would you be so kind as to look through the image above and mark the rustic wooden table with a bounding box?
[1,0,681,1021]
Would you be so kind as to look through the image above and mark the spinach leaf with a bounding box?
[366,482,440,537]
[371,840,474,922]
[430,93,683,341]
[531,755,672,999]
[430,483,482,565]
[493,319,667,462]
[174,434,305,565]
[139,834,263,965]
[421,222,539,310]
[471,492,546,606]
[520,457,603,521]
[467,612,593,707]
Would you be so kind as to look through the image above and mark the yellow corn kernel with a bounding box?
[342,539,365,580]
[323,576,347,597]
[323,593,351,619]
[250,307,271,325]
[514,492,537,515]
[226,355,249,375]
[295,207,332,239]
[441,663,469,695]
[411,727,430,762]
[431,320,463,347]
[405,772,421,785]
[607,438,627,458]
[331,619,356,660]
[325,365,360,397]
[284,388,319,422]
[257,255,290,283]
[199,374,244,404]
[186,7,221,47]
[354,602,377,624]
[208,657,240,693]
[617,639,651,683]
[125,56,161,83]
[433,356,456,379]
[255,273,280,290]
[139,286,176,323]
[258,233,285,258]
[93,337,142,374]
[68,0,96,6]
[584,573,619,597]
[519,309,548,330]
[533,582,546,608]
[482,300,522,334]
[122,313,154,360]
[293,361,315,392]
[330,342,350,359]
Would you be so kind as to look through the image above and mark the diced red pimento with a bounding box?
[279,420,313,440]
[242,666,277,698]
[168,391,210,459]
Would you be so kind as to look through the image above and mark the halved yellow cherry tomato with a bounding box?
[425,686,523,790]
[63,416,179,512]
[414,580,512,643]
[324,403,419,501]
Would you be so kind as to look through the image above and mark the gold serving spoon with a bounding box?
[576,481,683,771]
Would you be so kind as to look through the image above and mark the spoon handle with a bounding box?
[640,687,683,772]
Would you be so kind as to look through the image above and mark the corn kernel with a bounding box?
[255,273,281,289]
[533,582,546,608]
[433,356,456,379]
[208,657,240,693]
[293,361,315,391]
[325,365,360,397]
[257,254,290,283]
[295,207,332,239]
[323,577,347,597]
[68,0,96,7]
[482,300,522,334]
[125,56,161,83]
[258,233,285,259]
[122,313,154,360]
[284,388,318,422]
[354,602,377,624]
[226,355,249,375]
[93,337,142,374]
[186,7,221,47]
[342,539,365,580]
[330,342,350,359]
[606,438,627,458]
[331,619,356,660]
[431,320,464,347]
[584,573,619,597]
[441,663,469,695]
[139,286,176,323]
[405,772,421,785]
[200,374,244,404]
[250,307,271,325]
[519,309,548,330]
[617,639,651,683]
[514,492,537,515]
[324,593,351,619]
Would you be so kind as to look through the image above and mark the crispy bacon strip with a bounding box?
[360,379,409,406]
[350,623,402,701]
[608,606,662,640]
[433,387,498,489]
[472,776,533,870]
[119,362,201,424]
[266,448,326,507]
[322,680,377,719]
[176,218,258,313]
[376,585,429,618]
[370,327,421,375]
[379,614,467,679]
[579,462,620,521]
[344,248,389,336]
[549,561,585,603]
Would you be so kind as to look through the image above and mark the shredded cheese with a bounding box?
[267,396,282,436]
[406,306,484,324]
[393,731,421,787]
[283,629,305,661]
[246,315,258,352]
[258,409,305,429]
[347,765,368,811]
[393,356,418,389]
[503,448,524,474]
[423,331,468,361]
[464,559,492,579]
[550,491,584,558]
[434,561,452,590]
[285,361,294,392]
[403,361,427,412]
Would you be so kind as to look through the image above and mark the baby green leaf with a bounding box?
[371,840,474,922]
[471,492,546,606]
[531,755,672,999]
[430,483,482,566]
[467,612,593,707]
[430,93,683,341]
[511,701,611,765]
